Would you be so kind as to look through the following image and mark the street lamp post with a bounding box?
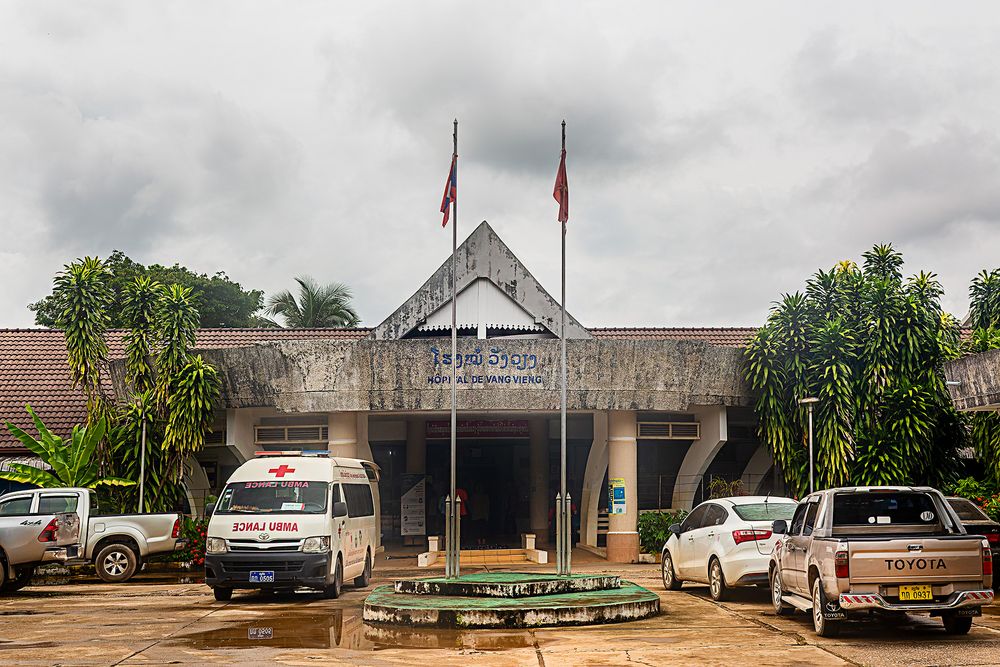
[798,397,819,494]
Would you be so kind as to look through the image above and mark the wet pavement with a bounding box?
[4,555,1000,665]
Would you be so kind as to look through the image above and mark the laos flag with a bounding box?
[440,154,457,227]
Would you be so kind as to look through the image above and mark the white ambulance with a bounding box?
[204,451,380,601]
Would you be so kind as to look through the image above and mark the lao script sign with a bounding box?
[427,345,544,386]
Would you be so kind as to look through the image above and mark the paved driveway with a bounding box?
[3,560,1000,665]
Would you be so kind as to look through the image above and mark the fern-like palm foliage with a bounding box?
[265,276,360,328]
[967,268,1000,481]
[745,244,964,497]
[0,406,134,489]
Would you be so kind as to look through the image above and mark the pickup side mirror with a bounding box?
[333,501,349,518]
[772,519,787,535]
[668,523,682,536]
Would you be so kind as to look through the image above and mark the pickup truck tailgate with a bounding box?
[849,537,984,584]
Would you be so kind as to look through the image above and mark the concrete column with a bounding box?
[580,411,608,549]
[225,407,264,463]
[529,417,550,545]
[671,405,728,509]
[741,444,773,496]
[328,412,359,458]
[406,418,426,474]
[607,410,639,563]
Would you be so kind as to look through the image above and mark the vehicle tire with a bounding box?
[661,551,683,591]
[0,555,8,594]
[942,612,973,635]
[812,577,841,638]
[213,586,233,602]
[771,568,793,616]
[95,542,139,583]
[708,557,729,602]
[324,556,343,599]
[354,551,372,588]
[3,566,35,592]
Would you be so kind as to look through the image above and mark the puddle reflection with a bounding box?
[173,608,535,651]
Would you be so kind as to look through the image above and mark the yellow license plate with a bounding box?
[899,585,933,601]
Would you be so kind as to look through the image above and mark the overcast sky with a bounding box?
[2,1,999,329]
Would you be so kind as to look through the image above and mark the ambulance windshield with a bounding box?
[216,481,328,514]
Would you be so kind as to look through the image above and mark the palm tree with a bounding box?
[265,276,360,328]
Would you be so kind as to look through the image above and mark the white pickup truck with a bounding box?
[0,487,186,583]
[0,508,80,593]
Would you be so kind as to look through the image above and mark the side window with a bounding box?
[0,497,32,516]
[39,495,79,514]
[707,504,729,526]
[331,484,344,515]
[342,483,375,518]
[789,503,808,536]
[680,505,708,532]
[802,502,820,536]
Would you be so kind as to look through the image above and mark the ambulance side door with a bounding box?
[340,481,376,578]
[331,483,348,572]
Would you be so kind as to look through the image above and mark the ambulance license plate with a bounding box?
[249,571,275,583]
[899,585,932,601]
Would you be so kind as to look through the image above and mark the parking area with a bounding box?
[4,559,1000,666]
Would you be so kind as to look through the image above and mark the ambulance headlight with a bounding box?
[206,537,228,554]
[302,536,331,553]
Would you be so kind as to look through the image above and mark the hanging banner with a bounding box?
[609,477,626,515]
[400,474,426,536]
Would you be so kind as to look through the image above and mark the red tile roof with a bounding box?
[0,325,751,454]
[589,327,757,347]
[0,328,370,452]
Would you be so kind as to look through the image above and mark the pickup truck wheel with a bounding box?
[213,587,233,602]
[662,551,683,591]
[95,543,138,583]
[323,557,343,599]
[771,569,793,616]
[709,558,729,602]
[3,566,35,592]
[942,612,973,635]
[353,552,372,588]
[812,578,842,637]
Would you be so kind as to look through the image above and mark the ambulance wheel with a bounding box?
[213,587,232,602]
[354,551,372,588]
[324,557,343,599]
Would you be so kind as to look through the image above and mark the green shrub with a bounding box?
[637,509,688,554]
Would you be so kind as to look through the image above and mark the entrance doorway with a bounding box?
[427,438,530,548]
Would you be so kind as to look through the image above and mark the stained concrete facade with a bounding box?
[946,348,1000,412]
[156,222,776,563]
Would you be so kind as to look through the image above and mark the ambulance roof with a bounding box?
[228,455,371,483]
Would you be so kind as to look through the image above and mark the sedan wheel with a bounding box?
[709,559,728,601]
[662,551,682,591]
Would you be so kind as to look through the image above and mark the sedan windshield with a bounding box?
[215,481,328,514]
[732,503,797,522]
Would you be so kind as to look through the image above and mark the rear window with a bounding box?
[732,503,797,522]
[216,481,328,514]
[38,495,79,514]
[948,498,992,522]
[833,492,940,526]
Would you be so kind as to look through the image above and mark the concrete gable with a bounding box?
[372,221,591,340]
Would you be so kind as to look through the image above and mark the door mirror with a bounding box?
[771,519,787,535]
[668,523,682,536]
[333,501,349,518]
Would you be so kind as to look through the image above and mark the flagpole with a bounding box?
[448,119,459,579]
[559,120,571,575]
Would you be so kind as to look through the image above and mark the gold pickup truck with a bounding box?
[769,486,993,637]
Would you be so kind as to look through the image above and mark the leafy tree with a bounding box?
[52,258,114,427]
[30,250,266,328]
[745,244,965,497]
[154,284,199,409]
[265,276,360,327]
[122,277,160,395]
[0,407,133,489]
[164,356,221,462]
[967,268,1000,481]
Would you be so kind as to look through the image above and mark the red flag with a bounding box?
[553,148,569,223]
[440,154,457,227]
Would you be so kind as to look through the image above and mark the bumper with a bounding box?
[839,589,994,612]
[205,551,330,590]
[41,544,81,563]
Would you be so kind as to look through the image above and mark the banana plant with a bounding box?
[0,406,134,489]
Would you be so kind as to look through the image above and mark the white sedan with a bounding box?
[661,496,797,601]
